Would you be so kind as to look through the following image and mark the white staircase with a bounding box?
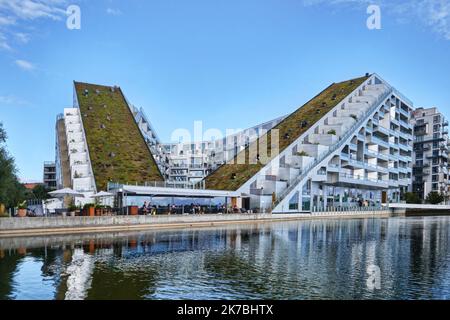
[270,84,393,212]
[64,108,96,201]
[246,80,393,212]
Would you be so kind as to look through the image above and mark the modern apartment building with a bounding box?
[160,116,286,185]
[411,107,449,201]
[54,73,415,213]
[43,162,57,190]
[54,82,164,207]
[204,73,414,212]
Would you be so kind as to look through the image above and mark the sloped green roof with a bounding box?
[74,82,164,191]
[204,75,369,191]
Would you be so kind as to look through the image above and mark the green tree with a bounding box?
[31,184,51,200]
[425,191,445,205]
[0,123,26,208]
[405,192,421,204]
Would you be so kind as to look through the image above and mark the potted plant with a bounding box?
[103,205,112,216]
[327,129,337,135]
[17,201,27,217]
[68,204,78,217]
[83,203,95,217]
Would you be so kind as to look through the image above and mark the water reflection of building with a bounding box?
[1,218,450,299]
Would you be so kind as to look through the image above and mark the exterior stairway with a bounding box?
[204,75,370,192]
[270,84,393,212]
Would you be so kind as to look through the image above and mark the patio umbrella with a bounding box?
[48,188,85,208]
[91,191,113,198]
[90,191,114,206]
[49,188,85,198]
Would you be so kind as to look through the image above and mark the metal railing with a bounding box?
[272,88,393,209]
[108,180,207,191]
[311,205,388,214]
[339,173,387,184]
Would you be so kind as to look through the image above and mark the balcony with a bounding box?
[388,166,399,173]
[391,118,400,126]
[374,126,390,136]
[338,173,389,188]
[389,179,399,187]
[399,108,410,117]
[398,166,410,173]
[370,136,390,148]
[398,142,410,151]
[349,142,358,151]
[399,178,410,186]
[399,118,412,129]
[328,163,340,172]
[397,154,411,162]
[365,149,390,161]
[414,135,445,143]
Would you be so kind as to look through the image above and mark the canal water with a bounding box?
[0,216,449,300]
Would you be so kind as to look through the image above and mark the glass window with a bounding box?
[302,196,311,211]
[289,192,299,210]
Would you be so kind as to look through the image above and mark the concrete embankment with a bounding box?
[0,211,389,237]
[387,204,450,217]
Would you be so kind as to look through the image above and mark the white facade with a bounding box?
[54,74,416,213]
[411,107,449,201]
[61,107,96,203]
[221,74,415,213]
[159,116,286,185]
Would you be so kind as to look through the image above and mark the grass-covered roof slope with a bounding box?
[74,82,164,191]
[204,75,369,191]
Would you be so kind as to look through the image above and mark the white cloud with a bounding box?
[15,59,35,71]
[301,0,450,41]
[0,32,12,50]
[106,8,122,16]
[0,0,67,21]
[0,0,69,51]
[15,32,30,44]
[0,15,16,26]
[0,95,29,106]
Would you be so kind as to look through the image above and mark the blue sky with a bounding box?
[0,0,449,181]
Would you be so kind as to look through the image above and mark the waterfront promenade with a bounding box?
[3,203,450,237]
[0,209,389,237]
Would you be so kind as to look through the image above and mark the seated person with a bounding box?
[142,201,149,214]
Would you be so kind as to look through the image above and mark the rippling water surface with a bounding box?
[1,216,450,300]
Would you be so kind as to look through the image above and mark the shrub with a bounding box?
[426,192,444,205]
[327,129,337,135]
[405,192,421,204]
[68,204,78,212]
